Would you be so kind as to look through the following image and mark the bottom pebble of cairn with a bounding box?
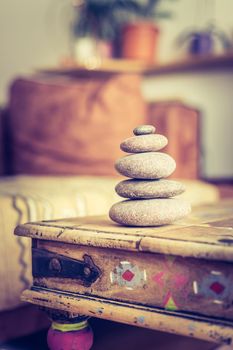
[109,124,191,227]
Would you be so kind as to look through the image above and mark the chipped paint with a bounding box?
[143,269,147,281]
[211,271,222,276]
[96,307,104,315]
[193,281,198,294]
[110,272,114,284]
[213,300,223,305]
[188,323,196,333]
[22,288,233,344]
[137,316,145,324]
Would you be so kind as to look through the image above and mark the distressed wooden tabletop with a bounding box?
[15,199,233,261]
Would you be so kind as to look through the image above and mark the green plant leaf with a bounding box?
[71,0,176,39]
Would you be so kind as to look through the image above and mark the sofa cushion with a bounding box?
[9,75,145,175]
[0,176,119,311]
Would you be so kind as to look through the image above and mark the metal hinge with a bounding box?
[32,248,101,287]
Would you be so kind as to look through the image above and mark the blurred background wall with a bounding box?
[0,0,233,179]
[143,0,233,180]
[0,0,71,104]
[142,71,233,180]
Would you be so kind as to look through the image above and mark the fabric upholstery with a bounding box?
[0,176,119,311]
[8,75,145,175]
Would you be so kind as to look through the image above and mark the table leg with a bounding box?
[44,308,93,350]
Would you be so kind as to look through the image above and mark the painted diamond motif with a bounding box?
[122,269,135,281]
[200,274,229,300]
[210,282,225,295]
[110,261,146,288]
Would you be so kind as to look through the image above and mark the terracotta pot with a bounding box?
[121,22,159,63]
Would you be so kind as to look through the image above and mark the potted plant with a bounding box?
[176,24,232,56]
[71,0,175,63]
[118,0,176,63]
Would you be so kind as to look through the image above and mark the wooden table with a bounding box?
[15,200,233,349]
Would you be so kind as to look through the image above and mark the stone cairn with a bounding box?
[109,125,191,226]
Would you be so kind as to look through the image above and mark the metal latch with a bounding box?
[32,248,101,287]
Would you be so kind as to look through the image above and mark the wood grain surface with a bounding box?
[15,200,233,261]
[21,288,233,345]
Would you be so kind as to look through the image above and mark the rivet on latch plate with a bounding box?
[49,258,62,273]
[83,266,92,278]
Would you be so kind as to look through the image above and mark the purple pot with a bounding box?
[189,32,214,55]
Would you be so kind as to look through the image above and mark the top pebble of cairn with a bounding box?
[109,125,191,227]
[133,125,156,135]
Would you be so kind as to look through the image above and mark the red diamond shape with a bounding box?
[122,270,135,281]
[210,281,225,295]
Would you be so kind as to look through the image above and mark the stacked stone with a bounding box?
[109,125,191,227]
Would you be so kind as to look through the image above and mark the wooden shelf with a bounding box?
[144,52,233,76]
[38,53,233,77]
[38,59,148,76]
